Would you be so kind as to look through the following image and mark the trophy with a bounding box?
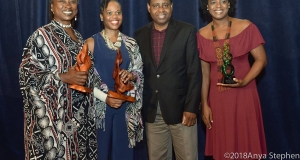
[107,49,136,102]
[221,42,236,84]
[69,44,92,93]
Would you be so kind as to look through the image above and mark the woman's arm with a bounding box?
[242,44,267,85]
[201,60,213,129]
[85,37,95,54]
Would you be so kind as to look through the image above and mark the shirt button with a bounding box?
[157,74,160,78]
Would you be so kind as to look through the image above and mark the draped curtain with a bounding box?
[0,0,299,159]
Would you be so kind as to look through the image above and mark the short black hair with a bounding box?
[200,0,236,15]
[147,0,173,4]
[100,0,122,15]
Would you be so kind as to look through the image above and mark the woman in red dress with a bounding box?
[197,0,267,159]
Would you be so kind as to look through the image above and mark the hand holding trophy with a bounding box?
[107,49,136,102]
[69,44,92,93]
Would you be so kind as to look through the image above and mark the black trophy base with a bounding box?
[224,76,237,84]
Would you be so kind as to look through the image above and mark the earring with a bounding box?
[228,6,230,8]
[75,16,77,21]
[207,8,209,10]
[101,19,103,21]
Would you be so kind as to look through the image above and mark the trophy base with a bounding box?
[69,85,92,93]
[224,76,237,84]
[108,90,136,102]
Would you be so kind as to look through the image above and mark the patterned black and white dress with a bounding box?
[19,20,97,160]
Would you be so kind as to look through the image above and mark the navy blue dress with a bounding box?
[93,33,133,160]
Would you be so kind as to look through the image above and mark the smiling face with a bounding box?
[207,0,230,20]
[51,0,78,24]
[148,0,173,30]
[100,1,123,31]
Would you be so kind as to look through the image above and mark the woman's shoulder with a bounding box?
[28,23,52,40]
[231,18,252,36]
[84,32,101,54]
[198,23,213,40]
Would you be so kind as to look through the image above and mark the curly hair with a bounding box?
[200,0,237,15]
[100,0,122,15]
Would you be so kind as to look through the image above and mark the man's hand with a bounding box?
[182,112,197,127]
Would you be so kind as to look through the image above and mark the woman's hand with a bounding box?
[217,44,267,88]
[202,104,213,129]
[217,78,247,88]
[106,97,124,108]
[119,69,136,83]
[59,65,88,85]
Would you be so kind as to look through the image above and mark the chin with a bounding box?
[156,19,169,25]
[108,27,120,31]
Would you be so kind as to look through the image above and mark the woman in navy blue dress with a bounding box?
[85,0,144,159]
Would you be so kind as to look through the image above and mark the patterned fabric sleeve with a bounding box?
[19,29,62,96]
[19,28,65,160]
[123,35,144,147]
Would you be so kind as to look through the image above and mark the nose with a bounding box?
[157,6,165,12]
[111,13,118,18]
[216,1,221,8]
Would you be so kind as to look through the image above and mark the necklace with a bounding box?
[53,19,72,28]
[101,30,122,50]
[211,20,233,91]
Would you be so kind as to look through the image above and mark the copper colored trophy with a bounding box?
[69,44,92,93]
[107,49,136,102]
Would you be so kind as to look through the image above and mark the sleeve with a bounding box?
[92,66,109,129]
[248,23,265,52]
[93,87,107,102]
[19,29,62,104]
[184,26,202,113]
[127,40,144,105]
[196,32,202,59]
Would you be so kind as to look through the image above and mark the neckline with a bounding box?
[199,23,253,41]
[100,30,122,51]
[51,20,80,44]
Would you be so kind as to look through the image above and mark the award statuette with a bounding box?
[221,42,236,84]
[212,20,236,85]
[69,44,92,93]
[107,49,136,102]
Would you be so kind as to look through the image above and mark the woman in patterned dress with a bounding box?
[85,0,144,159]
[197,0,267,159]
[19,0,97,159]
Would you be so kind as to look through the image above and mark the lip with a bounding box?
[63,11,73,15]
[110,20,119,25]
[157,14,166,19]
[214,10,223,14]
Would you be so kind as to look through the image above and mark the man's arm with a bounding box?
[182,26,202,126]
